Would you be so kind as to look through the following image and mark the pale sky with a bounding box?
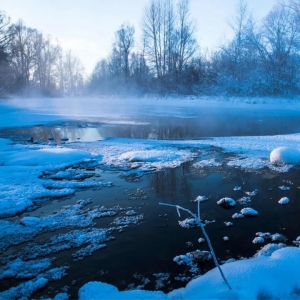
[1,0,278,75]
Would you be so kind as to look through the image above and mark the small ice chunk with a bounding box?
[198,238,205,243]
[217,197,236,208]
[256,232,272,239]
[125,210,137,216]
[223,236,229,241]
[271,233,287,242]
[253,237,265,244]
[278,197,290,205]
[194,195,208,202]
[240,207,258,216]
[224,221,233,227]
[232,213,244,219]
[178,218,198,229]
[233,186,242,191]
[244,189,258,196]
[278,186,291,191]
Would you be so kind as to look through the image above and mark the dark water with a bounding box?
[2,106,300,143]
[1,109,300,298]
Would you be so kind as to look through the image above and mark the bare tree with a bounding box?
[0,11,12,94]
[253,3,300,93]
[115,23,135,77]
[174,0,197,77]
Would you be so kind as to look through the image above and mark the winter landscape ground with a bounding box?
[1,96,300,299]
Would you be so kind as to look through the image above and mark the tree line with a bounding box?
[0,15,84,97]
[2,0,300,97]
[89,0,300,97]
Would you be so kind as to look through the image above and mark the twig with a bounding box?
[159,201,232,290]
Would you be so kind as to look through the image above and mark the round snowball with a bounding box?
[270,147,300,164]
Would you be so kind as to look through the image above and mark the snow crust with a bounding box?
[79,247,300,300]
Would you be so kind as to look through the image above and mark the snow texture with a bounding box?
[278,197,290,205]
[232,213,244,219]
[240,207,258,216]
[252,237,265,244]
[79,247,300,300]
[270,147,300,164]
[217,197,236,207]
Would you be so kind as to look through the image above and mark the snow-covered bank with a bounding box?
[0,138,102,217]
[67,132,300,174]
[79,247,300,300]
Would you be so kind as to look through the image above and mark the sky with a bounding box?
[1,0,278,76]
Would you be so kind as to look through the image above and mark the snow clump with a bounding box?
[178,218,198,229]
[270,147,300,164]
[241,207,258,216]
[194,195,208,202]
[217,197,236,208]
[253,237,265,244]
[232,213,244,219]
[278,197,290,205]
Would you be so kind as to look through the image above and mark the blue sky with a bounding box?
[1,0,278,75]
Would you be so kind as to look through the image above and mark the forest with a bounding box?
[1,0,300,97]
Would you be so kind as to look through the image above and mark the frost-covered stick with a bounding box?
[159,202,232,290]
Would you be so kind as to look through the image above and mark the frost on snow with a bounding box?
[173,250,211,275]
[270,147,300,165]
[0,258,52,280]
[0,277,48,299]
[113,214,144,225]
[254,243,286,257]
[278,197,290,205]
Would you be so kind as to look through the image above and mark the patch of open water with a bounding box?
[1,112,300,298]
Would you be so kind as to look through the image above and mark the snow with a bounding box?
[224,221,233,227]
[270,147,300,164]
[0,139,97,217]
[194,195,208,202]
[240,207,258,216]
[232,213,244,219]
[278,197,290,205]
[178,218,199,229]
[217,197,236,208]
[253,237,265,244]
[2,98,300,299]
[0,277,48,299]
[0,258,52,280]
[79,247,300,300]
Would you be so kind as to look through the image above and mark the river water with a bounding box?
[1,103,300,298]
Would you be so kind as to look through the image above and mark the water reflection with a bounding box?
[2,110,300,143]
[148,162,192,201]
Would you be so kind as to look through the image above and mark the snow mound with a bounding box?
[252,237,265,244]
[232,213,244,219]
[194,195,208,202]
[217,197,236,208]
[270,147,300,164]
[241,207,258,216]
[278,197,290,205]
[79,247,300,300]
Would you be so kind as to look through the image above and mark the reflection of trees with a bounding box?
[148,162,192,202]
